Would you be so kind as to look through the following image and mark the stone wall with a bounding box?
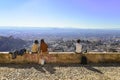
[0,52,120,64]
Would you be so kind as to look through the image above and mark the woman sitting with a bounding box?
[31,40,39,54]
[40,39,48,54]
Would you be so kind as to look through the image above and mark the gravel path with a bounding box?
[0,63,120,80]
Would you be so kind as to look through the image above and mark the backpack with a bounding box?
[81,55,87,65]
[9,48,26,59]
[9,51,17,59]
[17,49,26,56]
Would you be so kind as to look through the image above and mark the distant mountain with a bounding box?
[0,27,120,41]
[0,36,28,51]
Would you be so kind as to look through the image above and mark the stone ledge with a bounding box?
[0,52,120,64]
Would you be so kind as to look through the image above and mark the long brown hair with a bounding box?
[41,39,44,44]
[40,39,48,53]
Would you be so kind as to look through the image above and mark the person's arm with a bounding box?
[38,45,40,53]
[40,44,43,54]
[81,44,83,53]
[46,43,48,52]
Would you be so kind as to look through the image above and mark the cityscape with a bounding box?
[0,27,120,53]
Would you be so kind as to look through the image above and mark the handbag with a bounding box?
[81,54,87,65]
[41,59,45,65]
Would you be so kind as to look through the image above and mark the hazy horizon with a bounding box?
[0,26,120,30]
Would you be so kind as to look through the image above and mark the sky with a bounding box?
[0,0,120,29]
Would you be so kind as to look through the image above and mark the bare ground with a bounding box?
[0,63,120,80]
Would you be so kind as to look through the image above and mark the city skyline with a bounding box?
[0,0,120,29]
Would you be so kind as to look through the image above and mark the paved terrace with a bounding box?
[0,52,120,80]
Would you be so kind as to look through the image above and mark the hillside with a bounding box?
[0,36,28,51]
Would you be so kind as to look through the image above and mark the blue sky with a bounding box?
[0,0,120,29]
